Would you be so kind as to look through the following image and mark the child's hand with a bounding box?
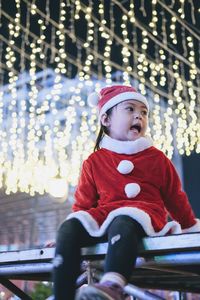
[45,240,56,247]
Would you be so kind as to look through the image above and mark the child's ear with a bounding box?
[100,113,111,127]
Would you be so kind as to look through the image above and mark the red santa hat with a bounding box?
[88,85,149,118]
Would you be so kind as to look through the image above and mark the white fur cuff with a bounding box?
[182,219,200,233]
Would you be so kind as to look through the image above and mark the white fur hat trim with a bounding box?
[125,183,141,198]
[87,92,100,107]
[117,160,134,174]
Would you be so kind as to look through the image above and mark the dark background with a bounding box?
[183,153,200,217]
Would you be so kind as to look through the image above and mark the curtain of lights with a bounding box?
[0,0,199,196]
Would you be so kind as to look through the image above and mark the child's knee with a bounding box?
[58,218,82,236]
[108,215,142,240]
[109,215,136,231]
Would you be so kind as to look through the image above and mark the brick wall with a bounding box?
[0,190,73,250]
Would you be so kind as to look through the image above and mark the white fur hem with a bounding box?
[67,207,182,237]
[182,219,200,233]
[67,210,99,234]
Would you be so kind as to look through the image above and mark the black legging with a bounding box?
[53,215,145,300]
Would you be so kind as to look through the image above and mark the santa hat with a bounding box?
[88,85,149,118]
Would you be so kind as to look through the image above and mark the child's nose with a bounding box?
[134,111,142,119]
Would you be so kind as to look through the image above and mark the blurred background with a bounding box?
[0,0,200,298]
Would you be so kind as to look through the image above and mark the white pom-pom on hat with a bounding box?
[125,183,141,198]
[117,160,134,174]
[87,92,100,107]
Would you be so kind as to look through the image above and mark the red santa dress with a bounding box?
[67,135,200,237]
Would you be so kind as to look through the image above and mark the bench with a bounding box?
[1,232,200,299]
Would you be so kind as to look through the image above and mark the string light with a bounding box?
[169,16,178,45]
[178,0,185,19]
[101,3,112,84]
[78,2,94,80]
[128,0,135,23]
[14,0,21,38]
[149,0,158,36]
[55,0,67,75]
[137,30,149,95]
[121,14,131,85]
[74,0,81,20]
[0,0,199,196]
[30,0,37,15]
[152,99,164,151]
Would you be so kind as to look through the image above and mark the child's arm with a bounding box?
[161,156,200,233]
[72,159,99,212]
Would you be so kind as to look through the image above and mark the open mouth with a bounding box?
[130,124,142,133]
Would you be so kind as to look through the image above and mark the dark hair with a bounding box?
[94,107,113,151]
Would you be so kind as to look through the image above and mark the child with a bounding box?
[53,85,200,300]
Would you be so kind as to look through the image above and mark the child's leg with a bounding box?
[103,215,145,284]
[53,218,98,300]
[76,215,145,300]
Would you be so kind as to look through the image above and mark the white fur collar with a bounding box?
[100,135,153,154]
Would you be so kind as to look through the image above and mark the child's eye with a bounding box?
[142,110,148,116]
[126,106,134,111]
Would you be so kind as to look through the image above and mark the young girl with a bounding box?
[53,85,200,300]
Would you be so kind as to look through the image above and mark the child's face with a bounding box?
[101,100,148,141]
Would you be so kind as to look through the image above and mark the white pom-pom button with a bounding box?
[117,160,134,174]
[124,183,141,198]
[87,92,100,107]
